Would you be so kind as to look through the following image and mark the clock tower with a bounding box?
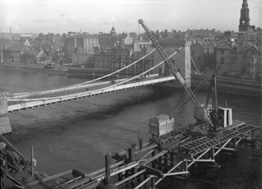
[239,0,250,32]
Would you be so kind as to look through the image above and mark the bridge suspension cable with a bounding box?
[8,48,180,102]
[103,47,182,89]
[10,49,156,99]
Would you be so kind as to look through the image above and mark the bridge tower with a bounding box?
[0,93,12,134]
[156,39,191,87]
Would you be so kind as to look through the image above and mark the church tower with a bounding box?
[110,27,117,36]
[239,0,250,32]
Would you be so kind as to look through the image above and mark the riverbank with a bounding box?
[158,73,261,97]
[1,63,261,97]
[191,74,261,97]
[0,62,67,76]
[67,67,146,79]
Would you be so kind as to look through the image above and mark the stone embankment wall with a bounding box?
[191,74,261,97]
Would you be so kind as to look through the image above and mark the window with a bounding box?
[192,50,195,56]
[232,56,237,63]
[198,57,201,62]
[220,57,224,64]
[221,50,224,55]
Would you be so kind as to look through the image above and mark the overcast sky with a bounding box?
[0,0,261,34]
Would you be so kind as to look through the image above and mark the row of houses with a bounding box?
[1,26,261,80]
[0,33,67,64]
[216,42,261,79]
[190,38,262,79]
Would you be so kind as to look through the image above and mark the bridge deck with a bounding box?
[7,76,175,112]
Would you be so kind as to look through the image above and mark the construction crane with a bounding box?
[138,19,213,127]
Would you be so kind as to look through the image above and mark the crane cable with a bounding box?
[170,74,211,118]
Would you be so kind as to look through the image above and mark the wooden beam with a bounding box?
[155,160,183,185]
[29,169,73,186]
[84,160,124,178]
[163,171,189,177]
[115,169,146,187]
[188,148,211,167]
[0,135,27,161]
[133,176,151,189]
[140,150,168,166]
[214,138,232,156]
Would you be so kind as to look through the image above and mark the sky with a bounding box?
[0,0,261,34]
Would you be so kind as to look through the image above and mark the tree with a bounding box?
[86,57,95,68]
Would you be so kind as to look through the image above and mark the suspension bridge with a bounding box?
[0,42,191,134]
[0,19,261,189]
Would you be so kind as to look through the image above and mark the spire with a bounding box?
[239,0,250,32]
[110,27,116,36]
[242,0,248,8]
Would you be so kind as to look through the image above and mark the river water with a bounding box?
[0,67,261,188]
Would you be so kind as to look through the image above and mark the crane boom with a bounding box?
[138,19,213,126]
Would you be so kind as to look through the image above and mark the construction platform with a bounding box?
[0,121,260,189]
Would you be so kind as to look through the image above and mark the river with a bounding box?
[0,66,261,188]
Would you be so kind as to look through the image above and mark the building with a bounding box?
[65,35,77,60]
[72,53,90,65]
[110,27,117,37]
[66,33,99,63]
[124,34,134,46]
[111,45,130,69]
[90,44,130,69]
[8,43,28,62]
[91,48,113,68]
[186,29,216,42]
[0,39,18,62]
[133,39,152,54]
[20,34,33,41]
[191,41,220,70]
[36,49,48,63]
[129,47,155,74]
[215,44,232,75]
[216,42,261,79]
[98,33,115,49]
[243,45,260,79]
[83,34,99,54]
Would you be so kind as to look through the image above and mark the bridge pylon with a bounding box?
[0,93,12,134]
[184,40,191,88]
[157,40,191,88]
